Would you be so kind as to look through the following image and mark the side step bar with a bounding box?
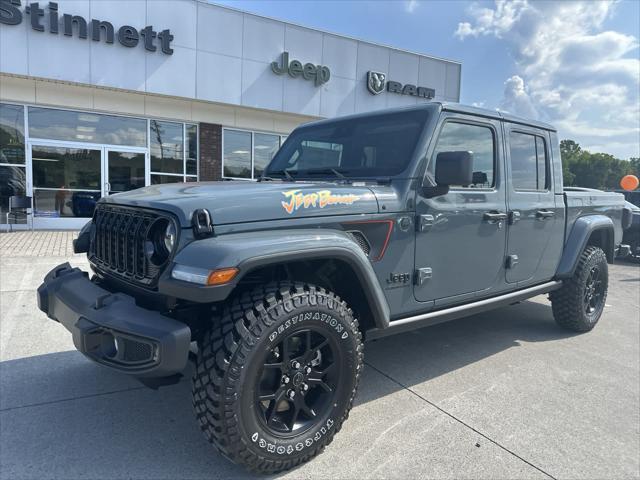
[365,280,562,341]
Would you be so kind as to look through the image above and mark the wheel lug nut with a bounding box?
[302,383,309,391]
[305,366,312,374]
[287,389,296,399]
[291,361,301,369]
[282,375,290,384]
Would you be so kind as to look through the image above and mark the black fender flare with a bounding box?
[161,229,391,329]
[555,215,614,279]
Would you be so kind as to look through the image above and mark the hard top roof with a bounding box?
[300,102,556,132]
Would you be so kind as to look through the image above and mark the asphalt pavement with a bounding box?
[1,233,638,480]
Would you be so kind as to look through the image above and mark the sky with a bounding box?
[214,0,640,160]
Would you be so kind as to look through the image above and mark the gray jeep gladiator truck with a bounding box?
[38,102,631,474]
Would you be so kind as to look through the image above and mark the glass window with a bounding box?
[266,110,429,179]
[510,132,547,190]
[0,165,26,218]
[432,122,495,188]
[0,104,25,164]
[32,146,101,190]
[536,136,547,190]
[28,107,146,146]
[107,151,145,194]
[186,124,198,176]
[151,174,185,185]
[224,130,252,179]
[253,133,280,178]
[150,120,184,174]
[33,189,101,218]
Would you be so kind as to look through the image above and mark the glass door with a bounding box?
[29,143,149,229]
[30,143,103,229]
[105,149,147,195]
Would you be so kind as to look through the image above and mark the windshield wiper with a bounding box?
[265,169,296,181]
[302,168,350,181]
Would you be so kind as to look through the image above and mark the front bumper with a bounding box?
[37,263,191,378]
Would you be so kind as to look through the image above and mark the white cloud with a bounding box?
[499,75,538,119]
[405,0,419,14]
[456,0,640,158]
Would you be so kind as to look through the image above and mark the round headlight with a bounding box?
[164,222,177,253]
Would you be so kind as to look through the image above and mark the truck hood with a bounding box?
[101,181,379,227]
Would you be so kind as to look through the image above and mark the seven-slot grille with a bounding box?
[89,204,164,287]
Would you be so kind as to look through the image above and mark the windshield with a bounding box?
[265,109,430,179]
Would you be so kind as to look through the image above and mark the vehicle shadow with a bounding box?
[0,300,574,480]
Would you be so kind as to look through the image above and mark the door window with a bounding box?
[107,151,145,194]
[509,132,548,191]
[432,122,495,188]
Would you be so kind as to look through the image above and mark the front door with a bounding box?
[504,125,564,285]
[105,149,147,195]
[414,114,508,306]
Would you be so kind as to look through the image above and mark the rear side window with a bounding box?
[510,131,548,190]
[432,122,495,188]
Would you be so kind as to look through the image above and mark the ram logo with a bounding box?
[367,71,386,95]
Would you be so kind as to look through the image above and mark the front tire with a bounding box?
[550,246,608,332]
[192,282,363,474]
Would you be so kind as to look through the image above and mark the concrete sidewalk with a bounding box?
[0,231,79,258]
[1,232,639,479]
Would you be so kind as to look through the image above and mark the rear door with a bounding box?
[504,125,564,284]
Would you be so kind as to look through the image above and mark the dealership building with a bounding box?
[0,0,461,229]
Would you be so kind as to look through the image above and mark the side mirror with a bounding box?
[435,151,474,187]
[420,151,474,199]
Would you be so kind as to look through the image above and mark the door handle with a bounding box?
[536,209,555,219]
[483,211,508,223]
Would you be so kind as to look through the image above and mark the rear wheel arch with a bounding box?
[586,227,614,263]
[555,215,615,279]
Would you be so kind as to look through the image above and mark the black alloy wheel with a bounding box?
[583,265,605,315]
[255,328,339,436]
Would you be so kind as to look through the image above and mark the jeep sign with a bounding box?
[271,51,331,86]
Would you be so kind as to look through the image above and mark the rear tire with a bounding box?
[550,246,608,332]
[192,282,363,474]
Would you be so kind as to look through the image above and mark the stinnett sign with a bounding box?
[0,0,174,54]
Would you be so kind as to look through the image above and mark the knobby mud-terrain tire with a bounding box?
[550,246,608,332]
[192,282,364,474]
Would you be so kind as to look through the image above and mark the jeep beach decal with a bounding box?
[281,189,360,214]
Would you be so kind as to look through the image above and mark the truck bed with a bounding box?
[564,188,626,246]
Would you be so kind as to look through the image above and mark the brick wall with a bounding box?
[199,123,222,181]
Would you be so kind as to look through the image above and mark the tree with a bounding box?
[560,139,581,186]
[558,140,639,190]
